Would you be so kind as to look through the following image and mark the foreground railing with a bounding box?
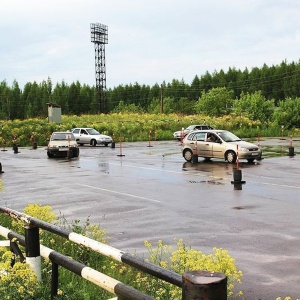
[0,206,227,300]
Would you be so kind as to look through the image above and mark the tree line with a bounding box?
[1,59,300,127]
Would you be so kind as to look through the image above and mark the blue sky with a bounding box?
[1,0,299,89]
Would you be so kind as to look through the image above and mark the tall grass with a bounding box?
[1,113,298,147]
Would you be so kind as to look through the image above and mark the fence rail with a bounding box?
[0,206,227,300]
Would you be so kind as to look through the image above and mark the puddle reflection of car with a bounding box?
[47,132,79,158]
[173,124,213,140]
[182,130,262,163]
[71,128,112,147]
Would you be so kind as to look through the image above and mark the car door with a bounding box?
[72,128,80,141]
[190,132,207,157]
[199,132,214,157]
[79,129,90,144]
[210,134,224,159]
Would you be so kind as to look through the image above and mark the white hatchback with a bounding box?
[71,128,112,147]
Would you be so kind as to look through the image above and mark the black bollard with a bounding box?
[231,169,246,184]
[0,162,3,173]
[288,147,295,157]
[192,153,198,163]
[13,144,18,154]
[111,141,115,149]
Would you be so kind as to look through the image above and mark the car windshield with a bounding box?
[86,128,100,135]
[51,133,75,141]
[218,131,241,142]
[185,125,195,130]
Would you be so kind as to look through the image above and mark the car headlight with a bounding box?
[240,147,249,152]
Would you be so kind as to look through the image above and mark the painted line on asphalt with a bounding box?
[107,162,208,176]
[249,180,300,189]
[78,184,161,203]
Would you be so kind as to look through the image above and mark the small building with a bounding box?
[47,103,61,123]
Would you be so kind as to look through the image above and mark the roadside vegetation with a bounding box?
[0,110,299,148]
[0,204,243,299]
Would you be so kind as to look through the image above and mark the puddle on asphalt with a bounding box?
[261,145,297,158]
[189,179,224,185]
[232,205,257,210]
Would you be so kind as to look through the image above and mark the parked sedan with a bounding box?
[173,124,213,140]
[71,128,112,147]
[47,132,79,158]
[182,129,262,163]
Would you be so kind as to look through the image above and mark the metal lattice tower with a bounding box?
[90,23,108,113]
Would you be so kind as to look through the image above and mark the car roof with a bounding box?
[52,131,73,134]
[188,124,212,127]
[189,129,226,133]
[72,128,93,130]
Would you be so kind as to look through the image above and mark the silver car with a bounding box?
[71,128,112,147]
[182,129,262,163]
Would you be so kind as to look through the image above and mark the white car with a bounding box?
[173,125,213,140]
[71,128,112,147]
[47,132,79,158]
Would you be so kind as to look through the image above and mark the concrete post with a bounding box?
[25,226,42,281]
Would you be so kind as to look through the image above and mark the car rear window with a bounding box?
[52,133,75,141]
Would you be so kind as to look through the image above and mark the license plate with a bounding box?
[251,152,258,156]
[59,148,67,151]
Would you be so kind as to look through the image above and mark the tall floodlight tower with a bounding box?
[90,23,108,113]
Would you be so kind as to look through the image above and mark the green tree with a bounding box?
[0,80,11,119]
[10,80,23,119]
[273,97,300,128]
[112,100,144,113]
[233,91,275,122]
[195,87,234,116]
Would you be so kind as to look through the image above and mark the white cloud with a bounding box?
[1,0,300,89]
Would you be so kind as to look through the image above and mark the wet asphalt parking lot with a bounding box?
[0,138,300,299]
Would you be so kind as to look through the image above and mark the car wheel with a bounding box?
[247,158,255,163]
[183,149,193,162]
[79,143,84,146]
[47,151,54,158]
[91,139,97,147]
[226,150,237,163]
[75,148,80,157]
[104,143,108,147]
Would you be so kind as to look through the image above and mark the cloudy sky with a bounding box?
[1,0,299,89]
